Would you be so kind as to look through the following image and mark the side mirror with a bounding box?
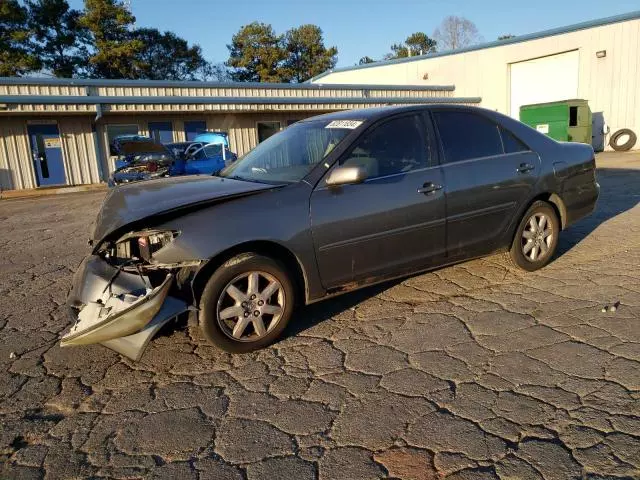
[325,165,367,187]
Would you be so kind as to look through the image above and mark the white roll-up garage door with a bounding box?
[509,50,580,119]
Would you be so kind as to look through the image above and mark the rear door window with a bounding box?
[433,111,503,163]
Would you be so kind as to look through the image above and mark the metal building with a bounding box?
[312,11,640,151]
[0,78,478,192]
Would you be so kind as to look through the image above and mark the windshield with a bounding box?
[219,119,357,183]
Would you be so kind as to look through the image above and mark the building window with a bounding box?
[257,121,281,143]
[106,124,139,154]
[148,121,173,143]
[184,120,207,141]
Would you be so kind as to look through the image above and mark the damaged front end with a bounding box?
[63,229,202,361]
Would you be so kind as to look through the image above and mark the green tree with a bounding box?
[0,0,40,76]
[282,24,337,83]
[386,32,436,59]
[26,0,89,78]
[358,56,375,65]
[131,28,210,80]
[80,0,143,78]
[227,22,286,82]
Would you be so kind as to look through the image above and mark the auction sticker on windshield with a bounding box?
[325,120,363,129]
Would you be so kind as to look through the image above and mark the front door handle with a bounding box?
[417,182,443,195]
[517,163,535,174]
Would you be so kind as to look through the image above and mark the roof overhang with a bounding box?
[0,76,454,92]
[0,95,480,106]
[0,94,482,117]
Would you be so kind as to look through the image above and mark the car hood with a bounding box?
[92,175,278,243]
[115,140,168,155]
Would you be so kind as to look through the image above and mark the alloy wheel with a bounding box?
[521,213,554,262]
[216,271,285,342]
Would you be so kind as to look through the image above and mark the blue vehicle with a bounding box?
[172,132,238,176]
[108,132,238,187]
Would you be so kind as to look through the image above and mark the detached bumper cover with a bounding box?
[62,255,188,359]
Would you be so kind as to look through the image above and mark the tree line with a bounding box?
[1,0,221,79]
[0,0,339,82]
[1,2,496,82]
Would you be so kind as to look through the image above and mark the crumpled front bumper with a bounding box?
[63,255,189,360]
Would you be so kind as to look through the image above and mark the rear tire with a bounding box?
[199,253,295,353]
[508,201,560,272]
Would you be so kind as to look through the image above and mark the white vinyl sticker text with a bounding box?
[325,120,363,129]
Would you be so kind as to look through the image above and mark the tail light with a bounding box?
[147,161,158,172]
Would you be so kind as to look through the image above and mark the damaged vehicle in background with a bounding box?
[63,105,599,361]
[108,136,176,186]
[108,132,238,186]
[170,132,238,176]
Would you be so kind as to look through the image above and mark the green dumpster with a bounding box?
[520,99,592,145]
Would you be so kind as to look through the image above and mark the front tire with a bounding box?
[199,253,295,353]
[508,201,560,272]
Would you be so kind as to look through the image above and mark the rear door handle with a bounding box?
[417,182,443,195]
[517,163,535,174]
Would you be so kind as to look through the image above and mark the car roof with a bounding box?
[299,104,491,124]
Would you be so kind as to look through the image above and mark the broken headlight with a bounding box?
[137,231,177,261]
[107,230,179,263]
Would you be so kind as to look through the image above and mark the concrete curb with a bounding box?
[0,183,108,200]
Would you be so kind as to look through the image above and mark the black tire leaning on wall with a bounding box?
[610,129,637,152]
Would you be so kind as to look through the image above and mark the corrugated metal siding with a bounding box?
[0,118,35,190]
[3,104,95,113]
[2,97,458,115]
[1,83,456,115]
[0,84,86,96]
[92,85,453,99]
[58,117,101,185]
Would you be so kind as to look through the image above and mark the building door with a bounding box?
[148,121,173,143]
[184,120,207,141]
[27,124,66,187]
[509,50,580,119]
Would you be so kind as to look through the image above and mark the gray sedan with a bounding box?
[62,105,599,360]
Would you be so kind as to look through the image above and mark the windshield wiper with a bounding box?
[225,175,265,184]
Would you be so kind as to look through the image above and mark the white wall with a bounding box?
[509,50,580,117]
[315,17,640,149]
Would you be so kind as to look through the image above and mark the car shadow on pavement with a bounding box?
[284,280,403,338]
[555,167,640,257]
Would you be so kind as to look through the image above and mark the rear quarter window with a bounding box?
[500,126,530,153]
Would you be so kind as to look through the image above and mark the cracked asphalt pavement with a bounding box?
[1,152,640,480]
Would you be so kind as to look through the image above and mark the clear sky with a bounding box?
[68,0,639,68]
